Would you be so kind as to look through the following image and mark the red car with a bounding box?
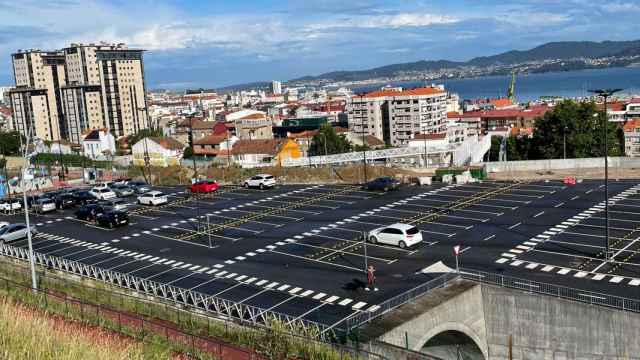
[190,180,220,193]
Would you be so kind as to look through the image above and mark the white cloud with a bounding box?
[308,12,459,30]
[601,2,640,13]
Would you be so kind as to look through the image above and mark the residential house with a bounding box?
[407,133,449,149]
[132,137,185,167]
[627,99,640,119]
[624,119,640,157]
[235,112,273,140]
[49,140,77,155]
[82,129,116,160]
[231,138,301,167]
[193,134,238,163]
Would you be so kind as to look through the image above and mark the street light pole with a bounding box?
[359,95,368,184]
[589,88,622,261]
[563,126,568,160]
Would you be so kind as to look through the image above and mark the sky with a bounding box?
[1,0,640,89]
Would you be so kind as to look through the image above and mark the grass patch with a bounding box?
[0,258,373,359]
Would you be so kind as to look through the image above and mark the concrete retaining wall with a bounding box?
[484,156,640,173]
[373,281,640,359]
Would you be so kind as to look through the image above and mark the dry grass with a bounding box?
[0,298,172,360]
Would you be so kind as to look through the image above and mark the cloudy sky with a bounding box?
[1,0,639,89]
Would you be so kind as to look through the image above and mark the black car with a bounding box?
[72,190,97,205]
[96,210,129,228]
[75,204,106,221]
[54,193,77,209]
[362,177,401,192]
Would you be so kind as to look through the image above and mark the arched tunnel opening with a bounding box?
[421,330,485,360]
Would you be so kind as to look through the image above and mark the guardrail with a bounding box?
[459,268,640,313]
[346,272,458,330]
[347,268,640,331]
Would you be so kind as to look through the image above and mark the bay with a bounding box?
[352,67,640,102]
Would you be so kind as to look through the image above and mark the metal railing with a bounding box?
[348,268,640,331]
[459,268,640,313]
[0,266,264,360]
[0,256,388,360]
[346,272,458,331]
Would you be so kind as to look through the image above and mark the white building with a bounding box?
[82,128,116,159]
[347,86,447,147]
[271,80,282,95]
[132,137,185,167]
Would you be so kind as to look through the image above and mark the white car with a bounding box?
[137,191,168,206]
[32,198,57,213]
[367,223,423,249]
[90,187,117,200]
[243,174,276,189]
[0,199,22,213]
[92,183,110,190]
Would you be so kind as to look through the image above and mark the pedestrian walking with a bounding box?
[365,265,378,291]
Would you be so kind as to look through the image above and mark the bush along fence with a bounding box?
[0,256,386,360]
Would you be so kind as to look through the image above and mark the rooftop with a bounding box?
[358,87,445,99]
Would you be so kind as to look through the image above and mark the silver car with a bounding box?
[0,223,37,244]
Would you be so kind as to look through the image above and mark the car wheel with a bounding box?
[399,241,407,249]
[137,200,141,205]
[0,239,4,246]
[243,182,248,188]
[259,183,264,190]
[368,236,378,244]
[383,186,389,192]
[108,222,114,229]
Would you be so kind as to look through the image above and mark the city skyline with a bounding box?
[1,0,640,89]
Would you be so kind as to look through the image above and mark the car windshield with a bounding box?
[406,227,420,235]
[265,176,274,179]
[99,189,111,193]
[0,227,9,235]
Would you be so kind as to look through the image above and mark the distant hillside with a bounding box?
[290,40,640,83]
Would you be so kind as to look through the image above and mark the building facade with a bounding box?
[347,87,447,146]
[624,119,640,157]
[8,43,148,144]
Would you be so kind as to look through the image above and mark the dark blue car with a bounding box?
[362,177,401,192]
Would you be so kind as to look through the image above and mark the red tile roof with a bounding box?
[149,137,185,150]
[193,134,227,145]
[359,87,445,98]
[624,119,640,132]
[490,98,513,108]
[238,113,266,120]
[230,139,287,156]
[460,106,551,119]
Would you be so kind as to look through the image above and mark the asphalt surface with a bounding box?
[2,179,640,331]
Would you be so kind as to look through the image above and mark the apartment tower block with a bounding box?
[9,42,148,144]
[347,86,447,146]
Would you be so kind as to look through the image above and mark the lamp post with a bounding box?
[359,95,368,184]
[589,88,623,261]
[563,126,568,160]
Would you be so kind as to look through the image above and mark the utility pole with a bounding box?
[563,126,568,160]
[187,114,201,238]
[359,94,368,184]
[589,88,622,261]
[18,127,37,291]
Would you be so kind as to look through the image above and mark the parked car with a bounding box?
[137,191,168,206]
[32,198,57,214]
[190,180,219,193]
[0,222,9,230]
[98,199,129,212]
[367,223,422,249]
[111,184,135,197]
[128,181,151,194]
[72,191,97,205]
[89,187,117,201]
[95,210,129,228]
[0,198,22,213]
[0,223,37,244]
[362,177,401,192]
[242,174,276,189]
[92,183,111,190]
[75,204,106,222]
[113,178,132,186]
[53,193,77,209]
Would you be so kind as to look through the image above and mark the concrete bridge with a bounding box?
[359,279,640,360]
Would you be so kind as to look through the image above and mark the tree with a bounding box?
[183,146,194,159]
[0,131,23,155]
[491,100,624,161]
[308,124,351,156]
[126,128,163,148]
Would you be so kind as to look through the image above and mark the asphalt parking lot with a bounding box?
[2,178,639,332]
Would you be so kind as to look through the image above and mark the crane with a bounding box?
[507,71,516,104]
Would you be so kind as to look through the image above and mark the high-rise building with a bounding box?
[8,42,149,144]
[9,50,66,141]
[347,87,447,146]
[271,80,282,95]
